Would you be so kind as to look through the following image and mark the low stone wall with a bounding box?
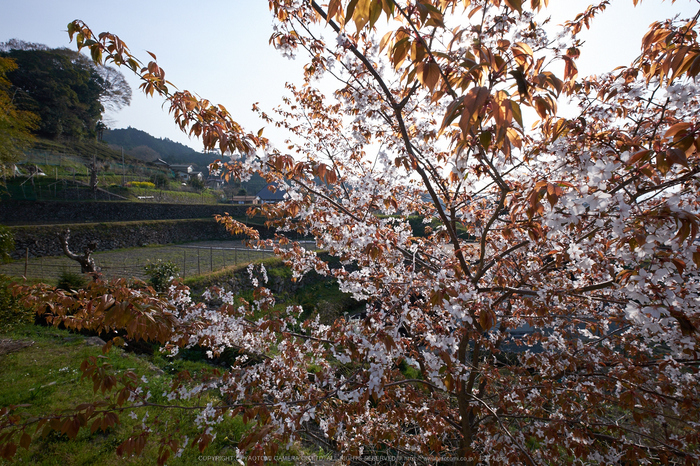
[0,200,251,225]
[8,219,273,259]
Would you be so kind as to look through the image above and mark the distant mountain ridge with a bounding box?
[103,127,221,167]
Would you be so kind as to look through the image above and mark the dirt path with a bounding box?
[0,339,34,356]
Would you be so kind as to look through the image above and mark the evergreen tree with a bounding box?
[0,56,37,176]
[0,41,131,140]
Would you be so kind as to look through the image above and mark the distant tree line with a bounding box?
[103,127,269,194]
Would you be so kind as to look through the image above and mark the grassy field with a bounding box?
[0,254,338,465]
[0,241,285,284]
[0,239,353,465]
[0,323,315,465]
[6,139,223,204]
[0,240,317,286]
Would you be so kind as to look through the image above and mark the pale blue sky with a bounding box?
[1,0,697,151]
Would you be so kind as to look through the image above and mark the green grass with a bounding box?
[4,135,225,203]
[183,256,289,292]
[0,324,250,465]
[184,255,362,326]
[3,137,166,202]
[292,277,363,323]
[28,138,136,165]
[0,250,352,464]
[124,186,222,204]
[6,136,269,205]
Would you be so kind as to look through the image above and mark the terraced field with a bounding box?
[0,240,315,283]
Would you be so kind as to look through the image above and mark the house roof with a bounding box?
[170,164,193,172]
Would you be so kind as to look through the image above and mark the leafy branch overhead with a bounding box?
[3,1,700,465]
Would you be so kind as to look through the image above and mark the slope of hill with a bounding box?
[29,137,144,165]
[102,127,268,193]
[103,127,220,167]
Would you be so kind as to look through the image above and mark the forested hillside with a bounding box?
[103,127,219,166]
[0,40,130,141]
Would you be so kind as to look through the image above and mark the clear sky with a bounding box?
[0,0,697,151]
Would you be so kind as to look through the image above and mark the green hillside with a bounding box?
[103,127,220,167]
[3,136,223,203]
[30,137,146,165]
[102,128,268,194]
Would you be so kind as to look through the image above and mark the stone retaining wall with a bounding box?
[8,219,274,259]
[0,200,251,225]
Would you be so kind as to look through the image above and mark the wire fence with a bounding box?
[6,174,220,204]
[9,150,220,204]
[0,241,317,284]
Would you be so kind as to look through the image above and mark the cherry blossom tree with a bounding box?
[3,1,700,464]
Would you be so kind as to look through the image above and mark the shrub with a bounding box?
[144,259,179,292]
[56,269,88,291]
[187,176,206,192]
[150,172,170,188]
[0,275,32,332]
[0,225,15,263]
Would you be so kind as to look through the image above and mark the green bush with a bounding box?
[0,224,15,263]
[150,172,170,189]
[187,176,206,192]
[0,274,32,332]
[56,269,88,291]
[144,259,180,292]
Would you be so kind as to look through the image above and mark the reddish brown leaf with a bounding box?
[392,37,410,69]
[693,251,700,268]
[458,87,490,135]
[417,61,441,92]
[19,433,31,450]
[90,418,101,434]
[627,149,652,165]
[534,97,549,119]
[665,122,692,139]
[562,56,578,81]
[328,0,343,22]
[670,258,686,275]
[1,442,17,460]
[504,0,523,14]
[512,42,532,68]
[666,148,689,168]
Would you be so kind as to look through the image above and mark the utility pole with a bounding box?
[121,146,125,185]
[90,152,98,199]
